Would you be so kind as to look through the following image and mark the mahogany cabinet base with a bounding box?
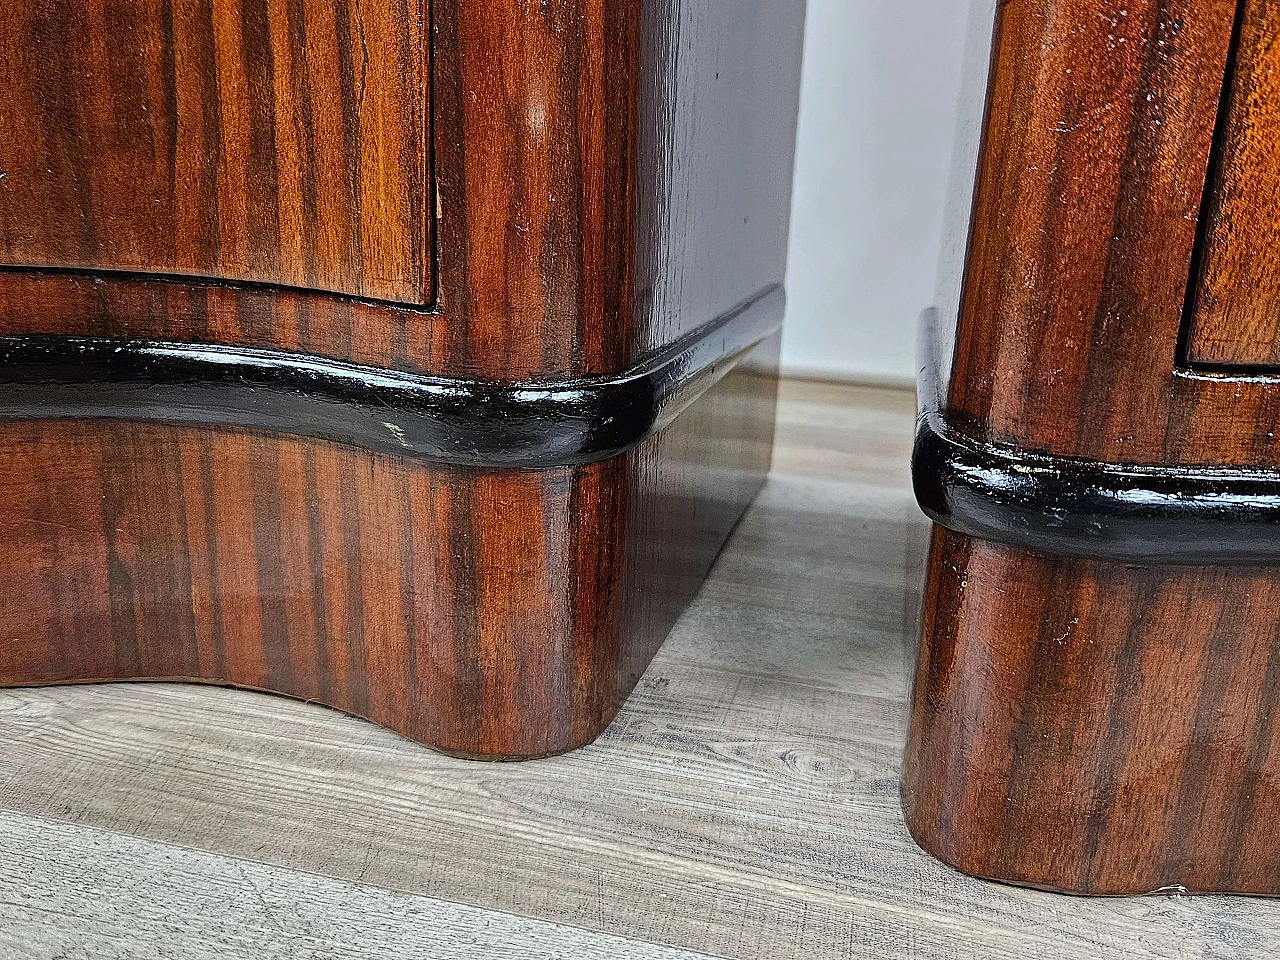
[0,345,778,760]
[903,525,1280,895]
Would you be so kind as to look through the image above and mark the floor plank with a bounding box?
[1,381,1278,959]
[0,812,719,960]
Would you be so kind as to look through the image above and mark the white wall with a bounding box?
[781,0,972,386]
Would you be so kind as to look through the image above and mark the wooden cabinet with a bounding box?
[908,0,1280,896]
[0,0,806,760]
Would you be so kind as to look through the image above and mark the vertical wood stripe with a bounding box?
[0,0,797,761]
[941,0,1266,466]
[0,0,431,305]
[0,0,801,386]
[0,344,778,759]
[1184,0,1280,367]
[0,0,642,378]
[904,525,1280,894]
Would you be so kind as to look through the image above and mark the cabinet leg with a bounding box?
[903,526,1280,895]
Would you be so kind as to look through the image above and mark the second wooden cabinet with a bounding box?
[908,0,1280,896]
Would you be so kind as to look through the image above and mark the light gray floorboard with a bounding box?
[1,380,1277,959]
[0,812,719,960]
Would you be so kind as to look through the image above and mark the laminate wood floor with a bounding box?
[2,379,1277,960]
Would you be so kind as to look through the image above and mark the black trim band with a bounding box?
[914,308,1280,564]
[0,286,783,469]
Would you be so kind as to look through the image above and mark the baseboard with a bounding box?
[778,364,916,390]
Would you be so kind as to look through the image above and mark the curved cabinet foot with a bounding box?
[904,526,1280,896]
[0,344,778,760]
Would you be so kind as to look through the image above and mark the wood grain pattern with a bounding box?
[4,383,1280,958]
[0,0,804,756]
[904,525,1280,896]
[0,0,433,305]
[0,345,777,760]
[0,0,803,381]
[942,0,1279,467]
[911,0,1280,897]
[1185,0,1280,367]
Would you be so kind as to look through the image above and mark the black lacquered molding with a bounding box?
[0,286,783,469]
[914,308,1280,564]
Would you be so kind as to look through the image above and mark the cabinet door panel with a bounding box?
[0,0,433,306]
[1186,0,1280,366]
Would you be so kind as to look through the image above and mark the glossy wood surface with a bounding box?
[0,0,640,377]
[941,0,1280,467]
[1185,0,1280,367]
[909,0,1280,896]
[0,0,802,382]
[905,526,1280,896]
[0,0,805,757]
[0,0,433,305]
[0,346,778,759]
